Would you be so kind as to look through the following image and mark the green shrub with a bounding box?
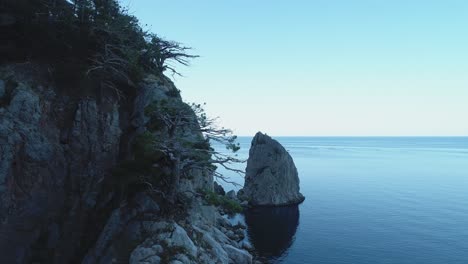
[202,190,243,214]
[223,199,243,214]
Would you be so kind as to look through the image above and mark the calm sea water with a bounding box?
[216,137,468,264]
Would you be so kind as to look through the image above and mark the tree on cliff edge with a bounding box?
[142,100,242,204]
[1,0,197,93]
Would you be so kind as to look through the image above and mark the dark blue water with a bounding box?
[216,137,468,264]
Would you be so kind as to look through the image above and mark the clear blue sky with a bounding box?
[122,0,468,136]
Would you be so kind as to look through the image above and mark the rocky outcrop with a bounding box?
[243,132,305,206]
[82,187,252,264]
[0,63,252,263]
[126,214,252,264]
[213,181,226,196]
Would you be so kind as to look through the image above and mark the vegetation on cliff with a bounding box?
[2,0,243,212]
[114,96,242,207]
[2,0,196,95]
[202,190,243,214]
[0,2,250,263]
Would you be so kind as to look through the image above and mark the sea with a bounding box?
[215,137,468,264]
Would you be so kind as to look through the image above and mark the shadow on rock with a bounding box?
[245,205,300,261]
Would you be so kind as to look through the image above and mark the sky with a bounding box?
[122,0,468,136]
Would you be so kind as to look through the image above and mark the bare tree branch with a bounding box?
[142,99,243,202]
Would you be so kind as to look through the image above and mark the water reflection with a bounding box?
[245,205,300,261]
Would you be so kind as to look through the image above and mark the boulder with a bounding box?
[226,190,237,200]
[161,223,198,257]
[243,132,305,206]
[213,181,225,196]
[236,188,246,201]
[224,244,253,264]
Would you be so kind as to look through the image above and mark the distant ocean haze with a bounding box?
[215,137,468,264]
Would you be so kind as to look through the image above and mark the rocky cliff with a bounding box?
[242,132,305,206]
[0,63,252,263]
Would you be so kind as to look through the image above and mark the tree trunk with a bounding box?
[168,143,181,204]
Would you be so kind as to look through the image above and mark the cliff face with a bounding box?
[0,63,123,263]
[0,63,252,263]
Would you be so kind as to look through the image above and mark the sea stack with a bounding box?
[242,132,305,206]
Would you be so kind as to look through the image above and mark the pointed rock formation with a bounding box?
[243,132,305,206]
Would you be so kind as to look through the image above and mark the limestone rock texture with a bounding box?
[243,132,305,206]
[0,63,252,264]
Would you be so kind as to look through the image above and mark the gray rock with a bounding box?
[233,222,246,230]
[226,190,237,200]
[214,181,226,195]
[83,193,160,263]
[216,214,232,228]
[187,202,216,226]
[235,229,245,240]
[172,254,192,264]
[130,244,162,264]
[226,230,235,239]
[8,83,41,124]
[0,64,252,264]
[128,221,201,264]
[194,227,229,263]
[161,223,198,257]
[131,74,213,197]
[239,240,253,251]
[236,188,247,201]
[224,244,252,264]
[210,226,234,246]
[105,207,253,264]
[243,132,305,206]
[199,205,216,225]
[131,74,177,130]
